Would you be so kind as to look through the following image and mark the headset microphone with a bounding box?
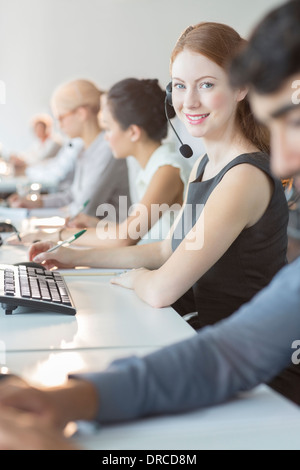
[165,82,193,159]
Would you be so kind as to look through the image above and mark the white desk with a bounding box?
[78,385,300,450]
[0,206,68,231]
[0,246,196,351]
[4,348,300,450]
[3,347,157,387]
[0,175,56,195]
[1,243,300,451]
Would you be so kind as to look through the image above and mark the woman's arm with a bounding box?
[112,164,274,307]
[29,157,200,268]
[86,164,185,248]
[65,213,99,228]
[8,165,185,248]
[30,238,172,270]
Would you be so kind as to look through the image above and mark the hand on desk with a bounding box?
[9,154,27,175]
[0,375,98,449]
[0,375,64,428]
[7,193,43,209]
[29,240,79,269]
[111,267,149,290]
[66,213,98,228]
[5,229,58,246]
[0,407,77,450]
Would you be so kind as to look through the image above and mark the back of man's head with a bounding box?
[230,0,300,94]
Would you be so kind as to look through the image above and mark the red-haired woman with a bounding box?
[31,23,288,330]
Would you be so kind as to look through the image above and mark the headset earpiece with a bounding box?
[166,82,173,106]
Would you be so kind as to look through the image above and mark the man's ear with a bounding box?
[77,106,89,122]
[128,124,142,142]
[236,86,249,103]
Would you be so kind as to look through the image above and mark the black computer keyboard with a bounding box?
[0,264,76,315]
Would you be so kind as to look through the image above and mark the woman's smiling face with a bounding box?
[171,49,242,140]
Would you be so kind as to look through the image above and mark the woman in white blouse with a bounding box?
[16,78,190,247]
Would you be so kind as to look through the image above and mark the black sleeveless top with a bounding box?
[171,152,288,329]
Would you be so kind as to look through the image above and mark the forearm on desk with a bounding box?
[75,240,170,269]
[59,227,99,247]
[75,258,300,423]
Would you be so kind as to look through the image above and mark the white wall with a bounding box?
[0,0,282,152]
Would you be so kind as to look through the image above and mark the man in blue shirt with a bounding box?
[0,0,299,450]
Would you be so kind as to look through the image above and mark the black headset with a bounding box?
[166,82,173,107]
[165,82,193,159]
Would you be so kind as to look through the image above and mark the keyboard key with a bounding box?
[41,292,51,301]
[50,288,61,302]
[5,273,14,280]
[61,296,72,305]
[21,290,31,298]
[31,291,41,299]
[35,269,45,275]
[27,268,36,275]
[5,283,15,291]
[58,286,67,296]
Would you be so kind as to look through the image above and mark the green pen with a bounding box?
[69,199,90,221]
[14,227,22,242]
[46,229,87,253]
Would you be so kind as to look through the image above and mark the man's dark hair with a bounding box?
[230,0,300,94]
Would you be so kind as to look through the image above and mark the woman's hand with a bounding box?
[66,213,98,228]
[110,268,149,290]
[28,241,79,270]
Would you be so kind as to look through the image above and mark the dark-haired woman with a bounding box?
[30,23,288,329]
[17,78,190,247]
